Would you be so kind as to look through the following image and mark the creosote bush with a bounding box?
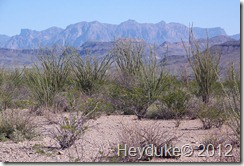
[161,88,190,127]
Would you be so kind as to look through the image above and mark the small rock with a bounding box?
[57,151,63,155]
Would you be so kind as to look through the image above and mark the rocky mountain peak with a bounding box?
[1,20,233,49]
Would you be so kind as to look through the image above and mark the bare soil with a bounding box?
[0,114,240,162]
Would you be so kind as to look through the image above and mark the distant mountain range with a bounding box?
[0,35,10,48]
[0,20,239,49]
[0,20,240,77]
[0,35,239,70]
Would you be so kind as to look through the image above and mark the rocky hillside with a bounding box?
[164,39,240,76]
[0,35,10,47]
[0,36,239,76]
[2,20,227,49]
[209,40,240,71]
[230,34,240,40]
[77,35,235,58]
[4,27,63,49]
[0,48,38,67]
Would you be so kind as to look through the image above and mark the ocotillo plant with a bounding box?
[0,68,23,110]
[113,40,169,120]
[72,53,112,95]
[221,63,240,143]
[113,40,144,78]
[25,47,72,108]
[183,28,221,103]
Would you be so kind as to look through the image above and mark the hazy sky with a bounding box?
[0,0,240,36]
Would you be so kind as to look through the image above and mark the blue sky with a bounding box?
[0,0,240,36]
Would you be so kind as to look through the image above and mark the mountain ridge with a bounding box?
[2,20,230,49]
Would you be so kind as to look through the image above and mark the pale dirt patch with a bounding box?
[0,114,239,162]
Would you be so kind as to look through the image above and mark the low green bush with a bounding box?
[162,89,190,127]
[56,88,115,117]
[0,109,37,142]
[145,102,175,120]
[197,101,226,129]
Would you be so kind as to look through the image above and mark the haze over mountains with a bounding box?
[0,20,240,75]
[0,20,240,49]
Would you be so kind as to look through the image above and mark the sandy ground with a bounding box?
[0,114,240,162]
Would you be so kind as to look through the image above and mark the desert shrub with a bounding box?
[109,79,174,118]
[187,80,199,97]
[200,134,225,150]
[220,63,240,145]
[161,88,190,127]
[49,113,88,150]
[0,109,37,142]
[56,88,114,117]
[197,100,226,129]
[123,86,155,118]
[113,40,169,119]
[201,134,240,162]
[183,28,221,103]
[114,122,179,162]
[47,102,100,150]
[145,77,190,123]
[211,82,224,97]
[103,80,135,115]
[80,96,114,118]
[71,54,112,95]
[0,68,23,110]
[185,96,200,120]
[25,47,72,109]
[145,102,176,120]
[113,80,169,119]
[47,94,104,149]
